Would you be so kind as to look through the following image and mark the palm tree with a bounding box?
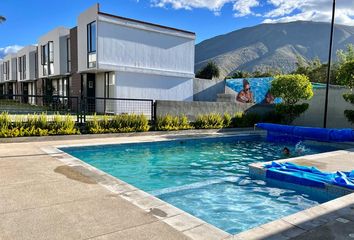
[0,16,6,23]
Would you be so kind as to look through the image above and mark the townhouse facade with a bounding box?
[0,4,195,114]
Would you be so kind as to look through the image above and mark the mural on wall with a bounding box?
[225,77,281,104]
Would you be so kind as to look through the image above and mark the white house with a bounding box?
[38,27,71,97]
[2,53,18,96]
[77,4,195,114]
[0,60,4,95]
[16,45,38,103]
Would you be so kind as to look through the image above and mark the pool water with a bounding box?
[62,135,339,234]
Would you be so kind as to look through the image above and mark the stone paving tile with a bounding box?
[0,178,108,214]
[183,224,231,240]
[0,195,158,240]
[163,213,205,232]
[291,219,354,240]
[88,221,191,240]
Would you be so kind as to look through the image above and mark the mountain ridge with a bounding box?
[195,21,354,79]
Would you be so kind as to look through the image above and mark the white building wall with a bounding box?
[38,27,70,78]
[0,61,3,83]
[115,71,193,101]
[16,45,37,81]
[77,4,98,72]
[97,18,195,77]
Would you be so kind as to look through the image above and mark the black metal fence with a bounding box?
[0,94,155,124]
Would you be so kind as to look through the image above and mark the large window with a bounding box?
[41,44,48,76]
[66,38,71,73]
[35,50,38,78]
[49,41,54,75]
[3,61,9,80]
[41,41,54,76]
[87,21,97,68]
[19,55,26,80]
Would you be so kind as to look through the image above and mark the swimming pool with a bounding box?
[62,135,341,234]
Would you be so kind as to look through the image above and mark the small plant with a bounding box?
[223,113,232,128]
[155,114,192,131]
[87,114,149,133]
[194,113,223,129]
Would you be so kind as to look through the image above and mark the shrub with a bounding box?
[155,114,192,131]
[343,93,354,104]
[87,114,149,133]
[275,103,309,123]
[270,74,313,105]
[233,112,262,128]
[0,113,79,138]
[223,113,232,128]
[270,74,313,123]
[343,93,354,123]
[336,61,354,89]
[194,114,223,129]
[196,61,220,79]
[344,110,354,124]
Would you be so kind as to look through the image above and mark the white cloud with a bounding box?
[152,0,354,25]
[0,45,23,60]
[233,0,259,17]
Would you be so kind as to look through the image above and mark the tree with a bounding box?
[0,16,6,23]
[337,44,354,64]
[196,62,220,79]
[270,74,314,123]
[336,60,354,89]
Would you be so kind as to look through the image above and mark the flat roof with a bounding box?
[98,11,195,36]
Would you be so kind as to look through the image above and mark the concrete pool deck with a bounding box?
[0,130,354,240]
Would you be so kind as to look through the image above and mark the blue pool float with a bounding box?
[264,162,354,190]
[256,123,354,142]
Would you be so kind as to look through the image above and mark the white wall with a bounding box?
[115,71,193,101]
[3,54,18,81]
[97,16,195,78]
[77,4,98,73]
[38,27,70,78]
[0,61,3,83]
[16,45,37,81]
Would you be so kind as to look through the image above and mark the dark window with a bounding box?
[3,61,9,80]
[18,55,26,80]
[41,44,48,76]
[87,21,97,68]
[67,38,71,73]
[48,41,54,75]
[35,50,38,78]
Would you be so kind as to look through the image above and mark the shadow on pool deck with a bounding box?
[231,198,354,240]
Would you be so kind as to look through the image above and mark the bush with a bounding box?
[155,114,192,131]
[344,110,354,124]
[194,114,224,129]
[0,113,79,138]
[270,74,313,123]
[343,93,354,104]
[87,114,149,133]
[343,93,354,124]
[336,61,354,89]
[270,74,313,105]
[223,113,232,128]
[233,112,262,128]
[196,61,220,79]
[275,103,309,123]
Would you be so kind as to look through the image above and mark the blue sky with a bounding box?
[0,0,354,57]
